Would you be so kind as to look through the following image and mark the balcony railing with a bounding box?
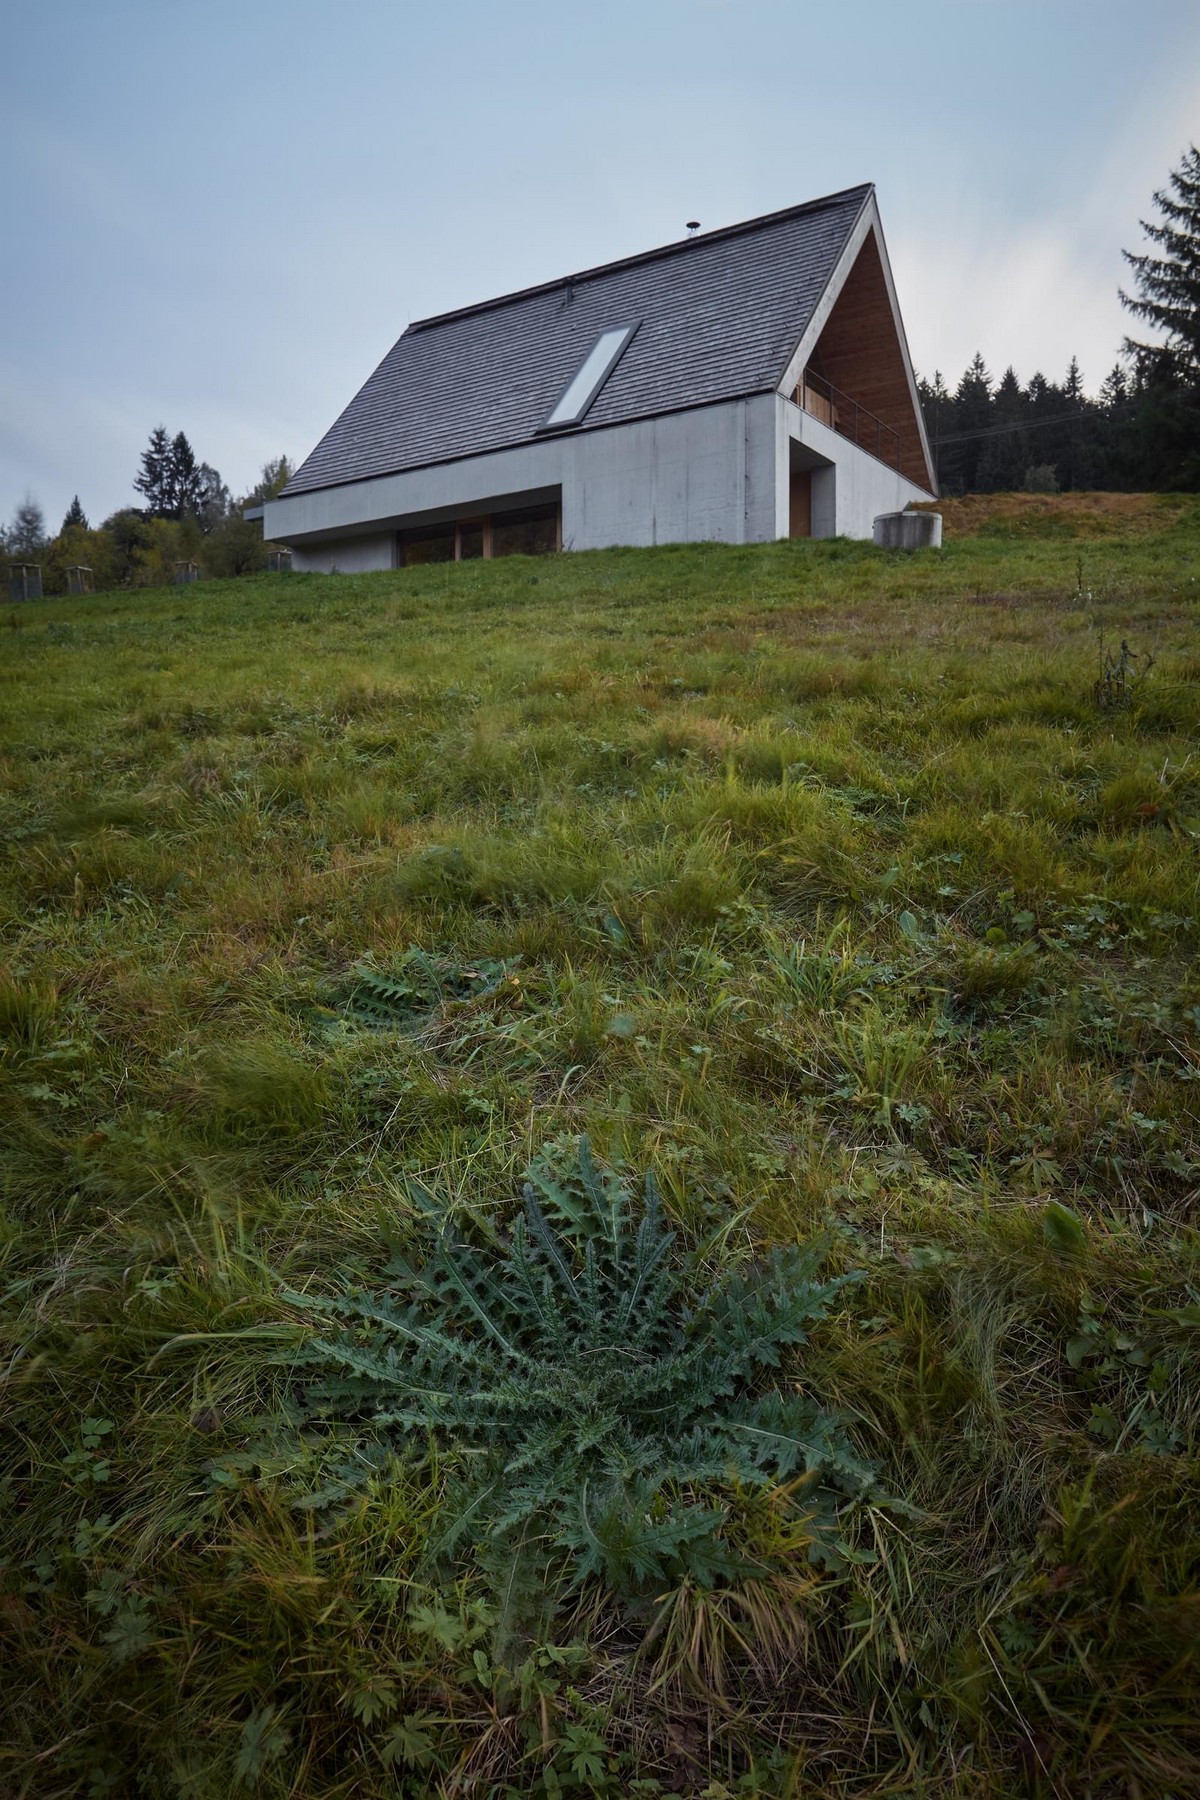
[793,369,901,472]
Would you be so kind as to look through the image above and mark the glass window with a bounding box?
[542,324,639,429]
[458,520,485,560]
[402,525,455,566]
[491,503,559,558]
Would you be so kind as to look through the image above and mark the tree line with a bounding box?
[916,352,1198,496]
[1,431,293,594]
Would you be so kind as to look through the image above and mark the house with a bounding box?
[261,183,937,570]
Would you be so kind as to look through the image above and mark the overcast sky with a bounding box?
[2,0,1198,530]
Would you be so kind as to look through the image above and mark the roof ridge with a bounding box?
[406,183,874,335]
[280,181,879,500]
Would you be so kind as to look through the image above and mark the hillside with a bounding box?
[3,501,1200,1798]
[915,490,1195,539]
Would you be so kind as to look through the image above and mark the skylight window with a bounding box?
[541,323,639,429]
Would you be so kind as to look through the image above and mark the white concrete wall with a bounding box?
[265,396,778,570]
[566,394,776,549]
[266,393,930,569]
[776,397,933,540]
[811,466,838,538]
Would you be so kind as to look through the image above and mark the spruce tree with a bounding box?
[994,366,1023,411]
[167,432,203,521]
[1099,364,1129,407]
[134,426,173,516]
[61,495,87,533]
[1120,147,1200,487]
[953,353,993,493]
[1120,144,1200,383]
[957,352,993,403]
[1058,359,1089,489]
[977,366,1027,491]
[1026,371,1051,409]
[916,375,952,490]
[1096,366,1134,487]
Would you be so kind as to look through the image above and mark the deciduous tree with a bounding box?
[195,462,230,532]
[102,509,152,584]
[244,456,294,506]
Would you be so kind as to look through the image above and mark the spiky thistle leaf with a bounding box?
[289,1138,873,1597]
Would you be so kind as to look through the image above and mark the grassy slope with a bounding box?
[2,497,1200,1798]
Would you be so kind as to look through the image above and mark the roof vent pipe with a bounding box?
[686,220,700,236]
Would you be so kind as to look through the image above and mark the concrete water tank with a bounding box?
[873,511,942,550]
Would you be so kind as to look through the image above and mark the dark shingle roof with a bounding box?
[283,185,872,498]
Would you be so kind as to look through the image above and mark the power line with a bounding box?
[929,398,1140,450]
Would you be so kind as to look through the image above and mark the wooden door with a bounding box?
[789,470,812,538]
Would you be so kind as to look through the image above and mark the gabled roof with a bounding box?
[282,184,874,497]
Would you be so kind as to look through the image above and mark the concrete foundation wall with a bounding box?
[291,532,395,574]
[265,396,777,570]
[267,394,933,571]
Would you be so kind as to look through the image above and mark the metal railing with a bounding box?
[794,369,901,472]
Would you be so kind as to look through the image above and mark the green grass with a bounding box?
[2,506,1200,1797]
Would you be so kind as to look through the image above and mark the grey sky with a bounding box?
[2,0,1197,530]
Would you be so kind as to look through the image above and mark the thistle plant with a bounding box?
[289,1140,872,1596]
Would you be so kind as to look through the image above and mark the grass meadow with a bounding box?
[2,493,1200,1798]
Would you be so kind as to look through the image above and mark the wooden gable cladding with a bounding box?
[808,231,933,492]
